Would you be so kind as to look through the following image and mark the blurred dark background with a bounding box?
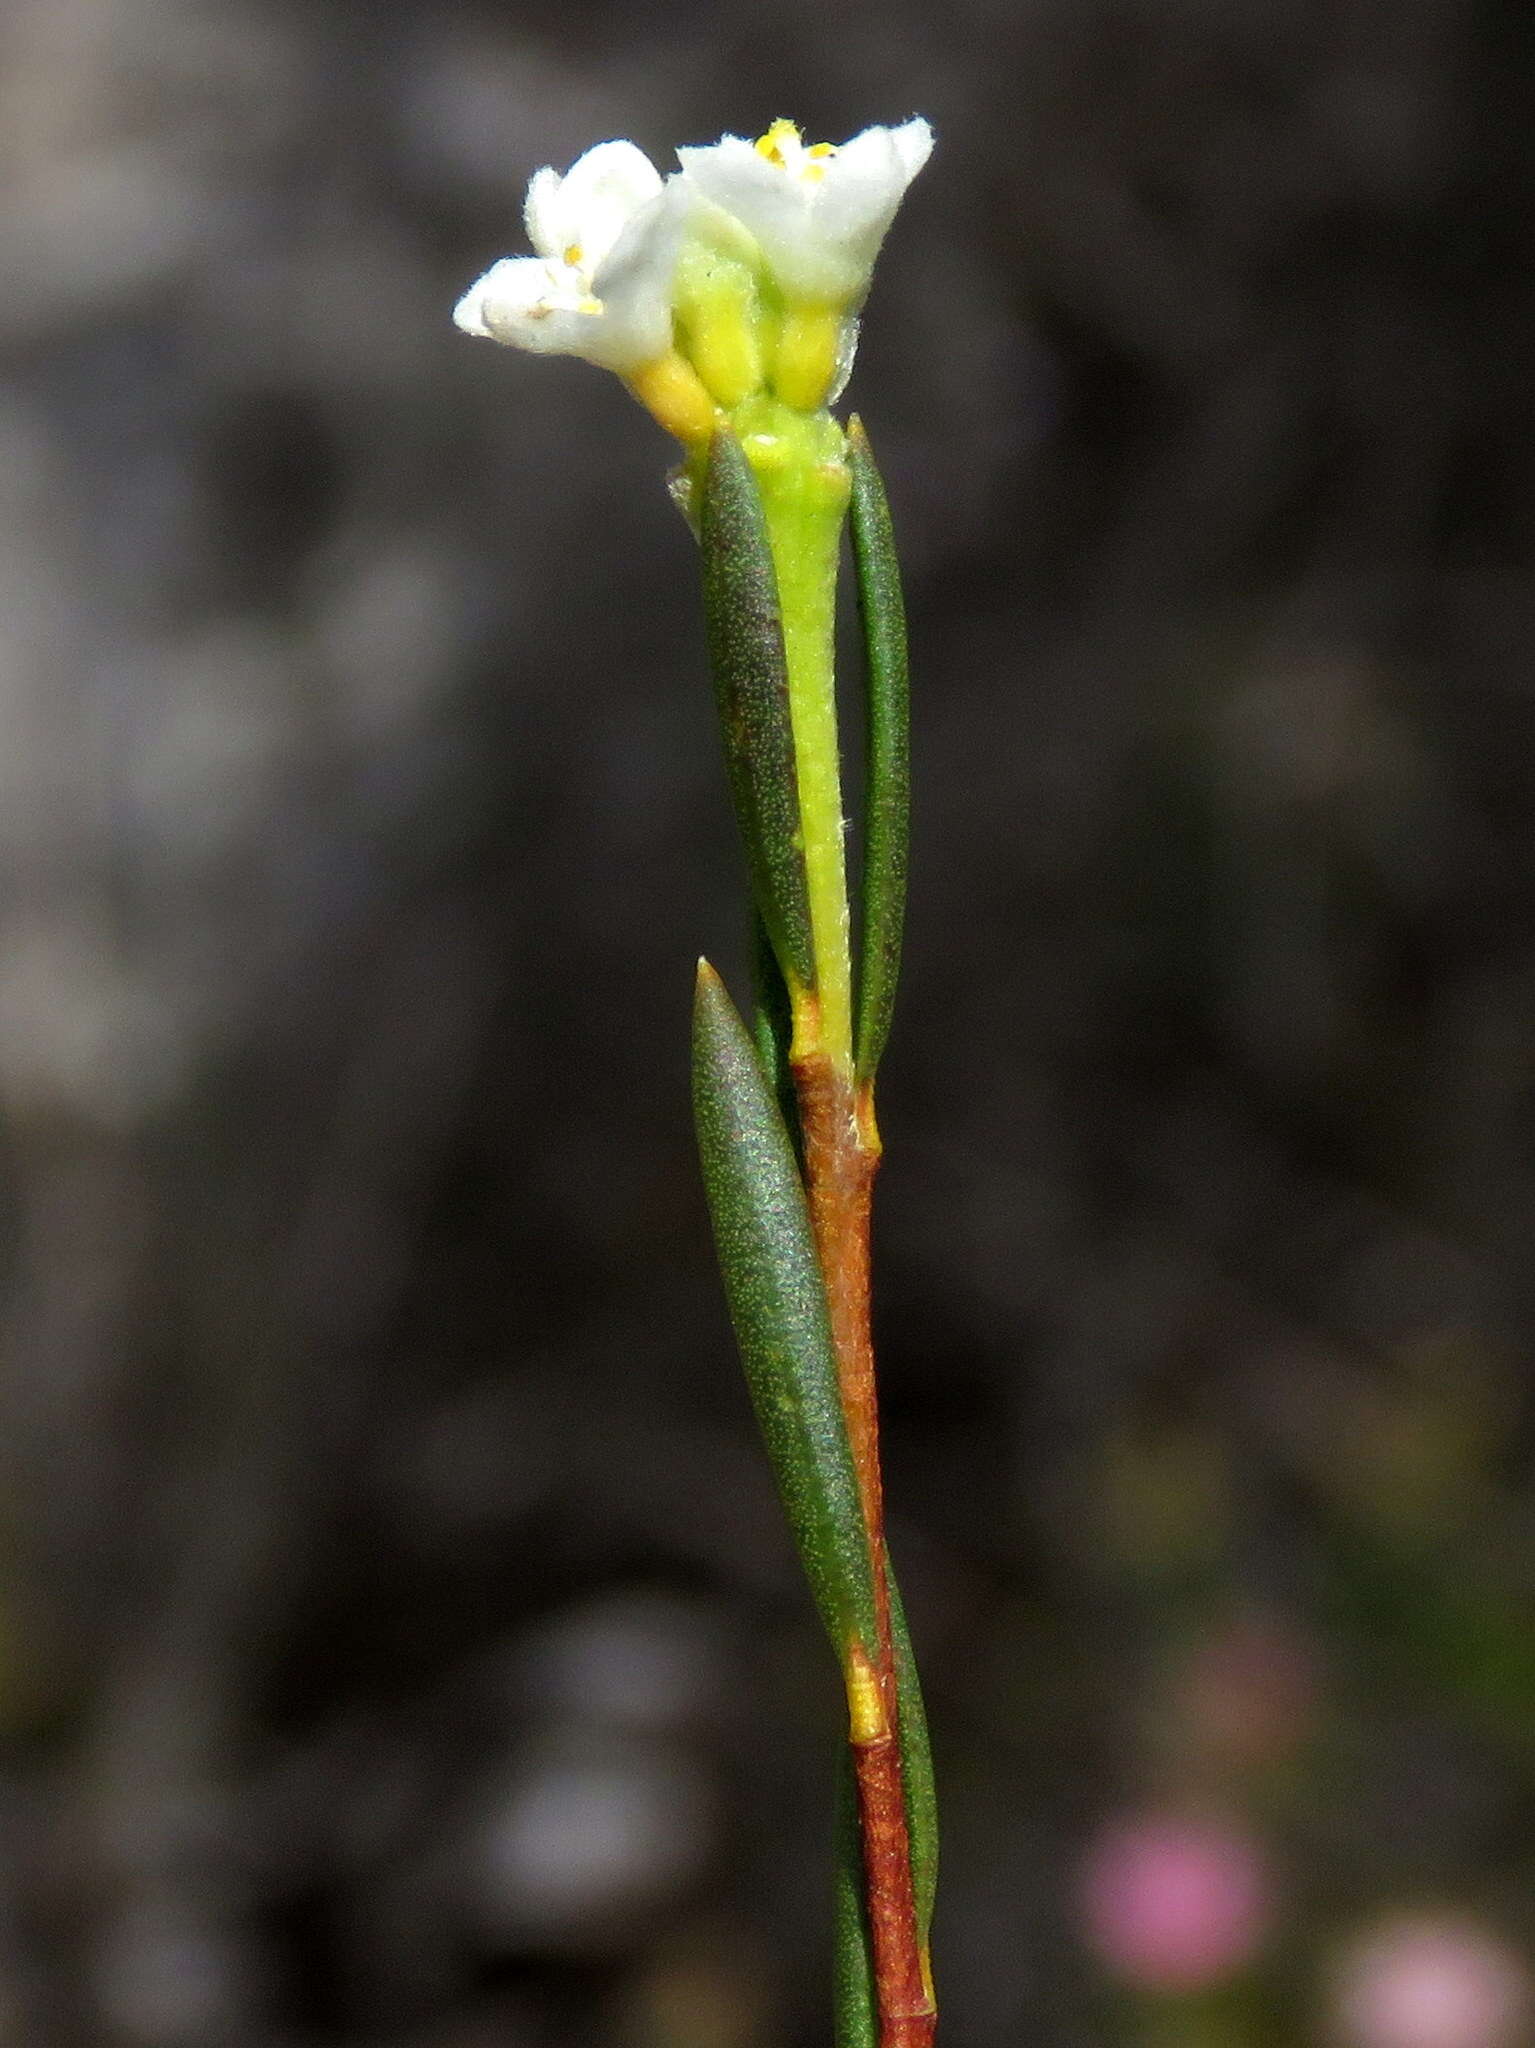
[6,1,1535,2043]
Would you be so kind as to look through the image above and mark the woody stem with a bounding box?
[793,1044,934,2048]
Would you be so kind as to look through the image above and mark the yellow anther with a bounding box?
[563,243,584,269]
[755,118,801,166]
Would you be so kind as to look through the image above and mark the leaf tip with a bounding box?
[694,957,740,1040]
[704,418,742,480]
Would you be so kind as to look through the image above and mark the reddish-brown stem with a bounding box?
[793,1047,935,2048]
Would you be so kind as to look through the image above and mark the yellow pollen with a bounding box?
[563,243,584,269]
[755,117,801,167]
[805,140,835,181]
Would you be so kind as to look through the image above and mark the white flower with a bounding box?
[675,118,933,305]
[454,140,682,372]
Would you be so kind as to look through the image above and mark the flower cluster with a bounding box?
[453,118,933,439]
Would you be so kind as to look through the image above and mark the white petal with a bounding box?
[677,120,934,304]
[453,271,499,339]
[581,185,686,368]
[677,135,830,296]
[453,256,594,355]
[677,137,812,246]
[522,167,567,263]
[525,140,664,272]
[675,133,769,193]
[455,182,683,373]
[816,135,901,225]
[454,257,547,338]
[818,124,927,235]
[890,117,935,183]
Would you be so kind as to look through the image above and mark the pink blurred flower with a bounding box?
[1078,1811,1271,1992]
[1329,1915,1530,2048]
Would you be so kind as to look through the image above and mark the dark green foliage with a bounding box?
[749,906,800,1146]
[848,419,911,1086]
[833,1749,879,2048]
[889,1557,938,1941]
[691,961,879,1657]
[700,430,818,994]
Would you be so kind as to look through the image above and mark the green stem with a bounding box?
[739,402,854,1070]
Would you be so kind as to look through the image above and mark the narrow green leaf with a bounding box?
[700,429,818,994]
[848,417,911,1085]
[833,1749,878,2048]
[749,905,792,1106]
[750,907,802,1156]
[692,961,879,1657]
[887,1557,938,1941]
